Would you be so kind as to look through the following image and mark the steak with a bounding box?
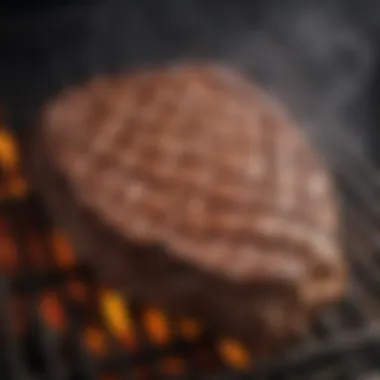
[24,63,346,351]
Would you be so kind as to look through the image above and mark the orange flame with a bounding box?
[217,339,251,370]
[40,291,66,331]
[51,232,76,268]
[143,308,171,345]
[83,326,108,357]
[100,290,137,349]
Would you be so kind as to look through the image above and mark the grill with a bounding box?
[2,3,380,379]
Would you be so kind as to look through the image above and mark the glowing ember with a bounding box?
[100,290,137,349]
[143,308,171,345]
[39,291,66,331]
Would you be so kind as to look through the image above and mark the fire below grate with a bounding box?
[1,130,380,380]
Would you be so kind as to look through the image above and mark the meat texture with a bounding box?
[24,63,346,351]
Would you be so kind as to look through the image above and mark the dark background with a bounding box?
[0,0,379,177]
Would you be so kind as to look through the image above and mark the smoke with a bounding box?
[1,0,380,177]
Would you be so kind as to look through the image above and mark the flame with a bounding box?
[0,129,28,198]
[0,129,19,169]
[143,308,171,345]
[100,290,136,349]
[83,326,108,357]
[217,339,251,370]
[39,291,66,331]
[51,232,76,268]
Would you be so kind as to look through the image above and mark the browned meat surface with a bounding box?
[23,63,346,352]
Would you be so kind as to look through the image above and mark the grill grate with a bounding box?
[1,126,380,380]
